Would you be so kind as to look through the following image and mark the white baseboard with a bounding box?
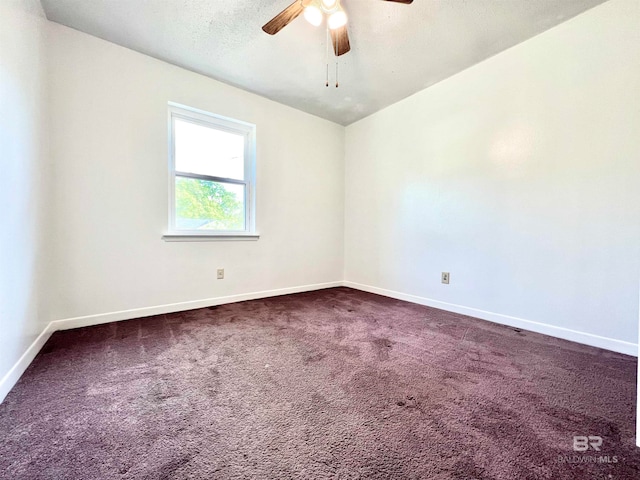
[0,323,55,403]
[343,281,638,357]
[0,281,341,403]
[50,281,343,331]
[2,279,636,405]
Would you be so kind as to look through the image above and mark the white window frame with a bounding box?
[164,102,258,241]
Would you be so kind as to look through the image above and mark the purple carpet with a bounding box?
[1,287,638,479]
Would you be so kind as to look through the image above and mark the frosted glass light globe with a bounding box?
[328,10,347,30]
[322,0,338,9]
[304,5,323,27]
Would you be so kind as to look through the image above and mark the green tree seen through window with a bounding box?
[176,177,244,230]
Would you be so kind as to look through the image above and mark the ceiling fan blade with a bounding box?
[331,26,351,56]
[262,1,305,35]
[382,0,414,3]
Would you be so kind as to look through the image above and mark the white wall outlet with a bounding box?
[217,268,224,280]
[441,272,450,284]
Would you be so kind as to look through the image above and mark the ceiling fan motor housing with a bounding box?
[263,0,412,56]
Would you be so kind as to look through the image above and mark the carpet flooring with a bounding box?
[0,287,638,479]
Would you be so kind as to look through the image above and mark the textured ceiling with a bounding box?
[41,0,606,125]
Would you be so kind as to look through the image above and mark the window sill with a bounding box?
[162,233,260,242]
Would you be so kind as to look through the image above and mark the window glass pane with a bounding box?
[174,118,245,180]
[175,177,245,231]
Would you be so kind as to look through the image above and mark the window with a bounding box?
[166,103,257,239]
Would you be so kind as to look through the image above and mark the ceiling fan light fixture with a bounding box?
[303,5,323,27]
[328,9,347,30]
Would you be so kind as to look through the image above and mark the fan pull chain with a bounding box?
[324,26,340,88]
[325,26,329,87]
[335,31,339,88]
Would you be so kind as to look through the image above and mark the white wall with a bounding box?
[0,0,51,397]
[344,0,640,354]
[47,23,344,321]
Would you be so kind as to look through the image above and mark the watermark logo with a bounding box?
[557,435,619,465]
[573,435,602,452]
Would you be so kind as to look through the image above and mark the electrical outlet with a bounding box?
[441,272,450,284]
[217,268,224,280]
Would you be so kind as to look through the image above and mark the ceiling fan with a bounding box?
[262,0,414,57]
